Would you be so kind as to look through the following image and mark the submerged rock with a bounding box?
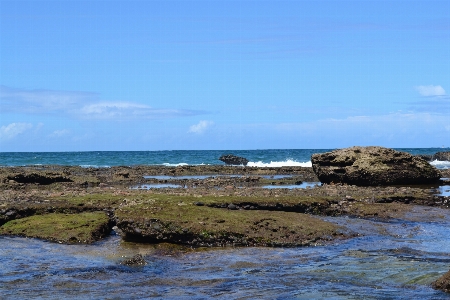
[120,254,147,266]
[219,154,249,166]
[432,269,450,293]
[311,146,440,186]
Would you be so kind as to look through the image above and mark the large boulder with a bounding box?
[219,154,249,166]
[311,146,440,186]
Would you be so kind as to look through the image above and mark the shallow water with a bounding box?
[2,206,450,299]
[435,185,450,197]
[143,175,220,180]
[142,175,293,180]
[131,183,183,189]
[262,182,320,189]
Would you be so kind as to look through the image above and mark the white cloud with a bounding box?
[77,102,199,120]
[0,85,97,114]
[49,129,70,138]
[188,120,214,134]
[1,86,205,120]
[415,85,446,97]
[0,123,33,140]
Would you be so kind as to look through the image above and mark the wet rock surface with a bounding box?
[419,151,450,162]
[219,154,249,166]
[0,164,449,247]
[432,270,450,293]
[120,254,147,266]
[311,146,441,186]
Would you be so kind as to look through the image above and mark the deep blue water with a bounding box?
[0,148,449,167]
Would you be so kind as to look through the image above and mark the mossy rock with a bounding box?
[115,195,344,247]
[311,146,441,186]
[0,212,112,244]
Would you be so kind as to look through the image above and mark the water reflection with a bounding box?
[131,184,182,189]
[2,206,450,299]
[262,182,320,189]
[436,185,450,197]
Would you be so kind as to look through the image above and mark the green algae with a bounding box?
[0,212,111,244]
[114,194,344,247]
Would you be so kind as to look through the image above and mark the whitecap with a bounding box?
[247,159,312,168]
[162,163,189,167]
[430,159,450,169]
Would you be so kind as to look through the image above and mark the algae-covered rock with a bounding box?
[114,195,344,247]
[0,212,112,244]
[311,146,440,186]
[6,172,73,185]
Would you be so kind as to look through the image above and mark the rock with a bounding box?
[228,204,238,210]
[6,172,72,185]
[432,269,450,293]
[421,151,450,162]
[311,146,440,186]
[219,154,249,166]
[120,254,147,266]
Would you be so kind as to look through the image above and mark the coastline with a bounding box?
[1,165,449,247]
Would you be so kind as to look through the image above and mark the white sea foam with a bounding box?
[80,165,111,168]
[247,160,312,168]
[162,163,189,167]
[430,160,450,169]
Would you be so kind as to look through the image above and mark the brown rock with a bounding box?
[311,146,440,186]
[432,269,450,293]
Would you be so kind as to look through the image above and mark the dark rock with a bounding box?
[219,154,249,166]
[311,146,440,186]
[194,202,204,206]
[120,254,147,266]
[420,151,450,162]
[228,204,238,210]
[6,172,72,185]
[432,269,450,293]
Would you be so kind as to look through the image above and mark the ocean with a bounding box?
[1,148,450,168]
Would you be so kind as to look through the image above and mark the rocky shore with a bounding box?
[1,164,449,246]
[2,146,450,293]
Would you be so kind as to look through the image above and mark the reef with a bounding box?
[0,165,449,247]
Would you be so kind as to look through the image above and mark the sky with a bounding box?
[1,0,449,151]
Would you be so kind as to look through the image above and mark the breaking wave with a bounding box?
[429,160,450,169]
[247,159,312,168]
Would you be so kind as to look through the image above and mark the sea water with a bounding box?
[1,148,449,168]
[1,207,450,299]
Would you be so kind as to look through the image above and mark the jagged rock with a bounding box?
[419,151,450,162]
[311,146,440,186]
[219,154,249,166]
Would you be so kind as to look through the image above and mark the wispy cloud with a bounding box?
[188,120,214,134]
[0,122,33,140]
[48,129,70,138]
[77,102,200,120]
[0,85,206,120]
[0,85,97,114]
[409,85,450,113]
[415,85,446,97]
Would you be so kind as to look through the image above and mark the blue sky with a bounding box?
[1,0,449,151]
